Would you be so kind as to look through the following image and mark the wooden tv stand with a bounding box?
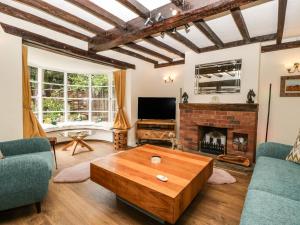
[136,119,176,144]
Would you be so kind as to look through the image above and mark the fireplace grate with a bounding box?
[200,141,225,155]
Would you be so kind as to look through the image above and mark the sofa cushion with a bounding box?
[240,190,300,225]
[286,129,300,164]
[249,156,300,201]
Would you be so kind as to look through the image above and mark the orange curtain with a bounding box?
[22,46,46,138]
[113,70,130,130]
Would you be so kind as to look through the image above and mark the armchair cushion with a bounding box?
[286,129,300,164]
[0,138,50,157]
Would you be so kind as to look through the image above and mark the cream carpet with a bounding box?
[54,159,236,185]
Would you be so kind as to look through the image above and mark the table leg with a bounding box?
[78,139,94,152]
[53,144,58,169]
[72,141,80,156]
[61,140,75,151]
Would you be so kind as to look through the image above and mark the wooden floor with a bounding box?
[0,141,251,225]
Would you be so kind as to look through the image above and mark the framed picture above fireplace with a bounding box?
[194,59,242,95]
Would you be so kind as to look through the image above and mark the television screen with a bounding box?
[138,97,176,120]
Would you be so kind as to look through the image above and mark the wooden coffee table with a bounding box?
[91,144,213,224]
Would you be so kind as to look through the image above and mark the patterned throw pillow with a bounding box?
[286,130,300,164]
[0,150,4,159]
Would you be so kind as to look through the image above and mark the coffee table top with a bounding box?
[59,129,95,138]
[91,144,213,198]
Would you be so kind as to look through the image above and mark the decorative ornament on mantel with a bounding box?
[182,92,189,104]
[246,89,256,104]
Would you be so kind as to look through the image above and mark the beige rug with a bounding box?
[54,159,236,184]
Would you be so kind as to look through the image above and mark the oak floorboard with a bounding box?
[0,141,251,225]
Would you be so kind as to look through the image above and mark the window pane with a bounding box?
[42,98,64,111]
[43,70,64,84]
[68,86,89,98]
[29,66,38,81]
[31,98,37,112]
[68,73,88,86]
[68,112,89,121]
[92,112,108,123]
[112,86,115,98]
[43,112,64,124]
[43,84,64,97]
[30,82,38,96]
[92,87,108,98]
[68,99,89,111]
[92,99,109,111]
[91,74,108,86]
[112,99,117,111]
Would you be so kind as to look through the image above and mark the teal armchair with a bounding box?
[0,138,53,212]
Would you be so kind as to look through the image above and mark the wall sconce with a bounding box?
[164,75,174,83]
[287,63,300,73]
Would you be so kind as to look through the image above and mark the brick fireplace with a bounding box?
[179,103,258,163]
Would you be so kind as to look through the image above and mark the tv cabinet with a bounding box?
[136,120,176,144]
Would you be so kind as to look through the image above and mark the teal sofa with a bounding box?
[240,142,300,225]
[0,138,53,212]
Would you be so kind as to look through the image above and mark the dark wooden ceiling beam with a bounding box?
[14,0,105,35]
[193,19,224,48]
[65,0,127,30]
[116,0,149,19]
[167,31,201,53]
[0,2,90,41]
[276,0,288,44]
[143,36,185,58]
[261,40,300,53]
[154,59,185,68]
[199,33,277,53]
[231,8,250,43]
[231,7,251,43]
[113,47,158,64]
[89,0,262,51]
[125,42,173,62]
[0,23,135,69]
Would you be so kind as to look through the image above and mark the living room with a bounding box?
[0,0,300,225]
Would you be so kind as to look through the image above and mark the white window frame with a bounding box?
[29,65,115,127]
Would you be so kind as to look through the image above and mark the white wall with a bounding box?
[0,30,23,141]
[184,43,261,103]
[126,62,184,146]
[257,47,300,145]
[28,47,114,73]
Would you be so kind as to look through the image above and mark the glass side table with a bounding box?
[59,130,95,155]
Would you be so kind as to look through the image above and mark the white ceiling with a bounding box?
[0,0,299,65]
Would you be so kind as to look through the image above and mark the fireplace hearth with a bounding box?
[199,126,227,155]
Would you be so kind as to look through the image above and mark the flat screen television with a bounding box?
[138,97,176,120]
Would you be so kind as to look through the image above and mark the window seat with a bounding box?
[44,122,113,143]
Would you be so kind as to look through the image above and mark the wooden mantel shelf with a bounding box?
[179,103,259,112]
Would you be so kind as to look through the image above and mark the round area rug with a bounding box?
[208,168,236,185]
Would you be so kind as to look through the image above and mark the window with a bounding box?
[29,66,115,127]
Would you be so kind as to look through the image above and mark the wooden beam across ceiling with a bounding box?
[116,0,149,19]
[89,0,263,52]
[65,0,127,30]
[261,40,300,53]
[276,0,288,44]
[0,23,135,69]
[14,0,105,35]
[167,31,200,53]
[0,2,90,41]
[230,7,251,43]
[125,42,173,62]
[143,36,185,58]
[193,19,224,48]
[154,59,185,68]
[113,47,158,64]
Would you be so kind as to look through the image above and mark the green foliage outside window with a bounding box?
[44,70,64,84]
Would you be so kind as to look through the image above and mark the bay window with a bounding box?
[29,66,116,128]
